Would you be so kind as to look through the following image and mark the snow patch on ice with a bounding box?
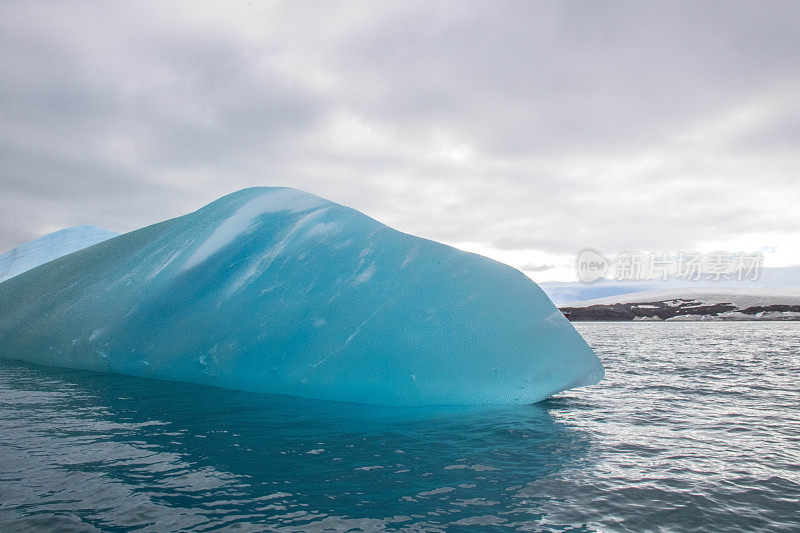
[185,190,325,270]
[226,209,329,295]
[401,247,418,269]
[148,250,183,280]
[352,263,376,286]
[306,221,341,238]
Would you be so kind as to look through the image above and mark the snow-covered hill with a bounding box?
[567,287,800,308]
[561,287,800,321]
[0,225,119,283]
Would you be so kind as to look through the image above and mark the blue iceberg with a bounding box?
[0,225,119,283]
[0,188,603,405]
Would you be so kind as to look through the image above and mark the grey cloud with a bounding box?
[519,264,556,273]
[1,1,799,277]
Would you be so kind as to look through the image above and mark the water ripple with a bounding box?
[0,322,798,531]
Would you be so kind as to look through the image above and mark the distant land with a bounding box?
[559,288,800,321]
[539,266,800,306]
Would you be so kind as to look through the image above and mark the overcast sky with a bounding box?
[1,1,799,281]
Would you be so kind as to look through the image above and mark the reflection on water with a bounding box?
[0,361,591,531]
[1,322,799,531]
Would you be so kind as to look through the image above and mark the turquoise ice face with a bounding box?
[0,187,603,405]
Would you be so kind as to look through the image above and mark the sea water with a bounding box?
[0,322,797,531]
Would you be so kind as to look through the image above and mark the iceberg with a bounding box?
[0,188,603,405]
[0,225,119,283]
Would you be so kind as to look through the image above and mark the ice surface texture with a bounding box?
[0,188,603,405]
[0,225,119,283]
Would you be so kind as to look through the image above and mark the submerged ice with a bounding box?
[0,188,603,405]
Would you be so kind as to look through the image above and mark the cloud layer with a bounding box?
[2,1,799,280]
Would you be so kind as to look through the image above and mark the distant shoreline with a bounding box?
[560,301,800,321]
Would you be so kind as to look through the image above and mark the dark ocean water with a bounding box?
[0,322,798,532]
